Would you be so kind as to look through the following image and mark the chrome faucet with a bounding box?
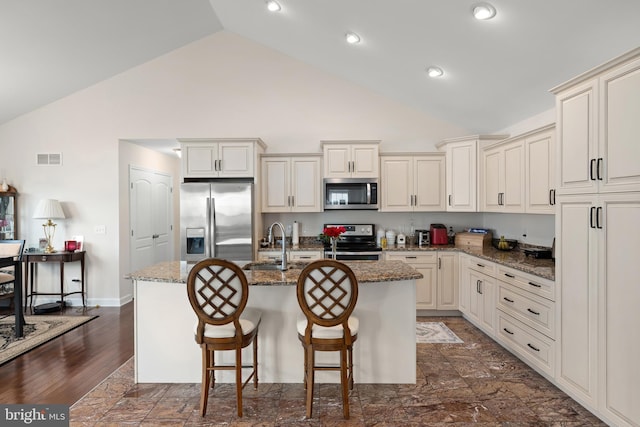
[267,222,287,271]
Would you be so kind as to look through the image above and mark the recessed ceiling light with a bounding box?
[345,32,361,44]
[266,0,281,12]
[426,67,444,78]
[472,3,497,20]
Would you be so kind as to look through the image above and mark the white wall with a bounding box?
[0,31,471,306]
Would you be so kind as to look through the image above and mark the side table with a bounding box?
[23,251,86,311]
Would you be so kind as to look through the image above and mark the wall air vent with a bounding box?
[36,153,63,166]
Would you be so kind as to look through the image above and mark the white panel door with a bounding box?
[130,167,173,273]
[323,144,351,178]
[503,141,525,212]
[437,252,458,310]
[218,142,254,177]
[351,144,379,178]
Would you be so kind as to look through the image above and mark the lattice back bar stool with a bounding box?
[186,258,261,417]
[296,259,359,419]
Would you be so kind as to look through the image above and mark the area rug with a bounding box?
[416,321,463,344]
[0,315,97,365]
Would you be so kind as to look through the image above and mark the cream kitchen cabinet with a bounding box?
[261,155,322,213]
[555,192,640,425]
[257,250,323,262]
[459,254,496,335]
[436,251,459,310]
[385,252,438,309]
[552,48,640,427]
[180,138,265,178]
[289,250,323,261]
[480,138,525,213]
[495,264,556,378]
[379,154,445,212]
[437,135,507,212]
[525,126,556,214]
[552,49,640,196]
[322,141,379,179]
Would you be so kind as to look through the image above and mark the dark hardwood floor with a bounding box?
[0,301,134,404]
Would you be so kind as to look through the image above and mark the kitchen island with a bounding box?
[130,260,422,384]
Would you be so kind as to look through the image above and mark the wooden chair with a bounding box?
[186,258,261,417]
[0,240,26,322]
[296,259,359,419]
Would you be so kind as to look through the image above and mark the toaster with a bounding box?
[416,229,430,246]
[430,224,448,245]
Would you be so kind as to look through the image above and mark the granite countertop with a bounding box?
[384,243,555,281]
[129,260,423,286]
[265,241,555,281]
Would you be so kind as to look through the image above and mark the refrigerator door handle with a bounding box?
[210,197,216,257]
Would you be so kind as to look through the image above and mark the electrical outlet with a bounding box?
[94,225,106,234]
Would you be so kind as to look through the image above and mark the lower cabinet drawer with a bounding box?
[496,311,555,377]
[290,251,323,261]
[497,283,555,339]
[385,252,437,264]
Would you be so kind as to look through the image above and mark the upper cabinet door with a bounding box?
[351,144,379,178]
[261,157,291,212]
[217,142,254,178]
[481,147,502,212]
[502,141,525,212]
[291,157,322,212]
[556,81,598,195]
[322,142,379,179]
[380,156,413,211]
[445,140,478,212]
[413,155,446,212]
[182,140,259,178]
[599,56,640,193]
[526,129,556,214]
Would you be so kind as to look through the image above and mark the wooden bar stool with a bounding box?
[296,259,359,419]
[186,258,261,417]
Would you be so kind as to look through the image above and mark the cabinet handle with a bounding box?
[590,206,596,229]
[527,343,540,352]
[438,257,442,269]
[448,195,452,206]
[527,308,540,316]
[504,273,515,278]
[590,158,596,181]
[503,327,514,335]
[499,192,504,206]
[477,280,483,295]
[291,195,295,207]
[152,234,159,239]
[299,256,312,259]
[597,158,603,180]
[528,281,542,288]
[477,263,485,268]
[503,297,514,303]
[552,189,556,206]
[596,206,603,229]
[413,195,417,206]
[549,189,554,206]
[405,256,417,260]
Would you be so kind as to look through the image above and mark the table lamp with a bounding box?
[33,199,65,253]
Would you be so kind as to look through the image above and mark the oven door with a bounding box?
[325,250,381,261]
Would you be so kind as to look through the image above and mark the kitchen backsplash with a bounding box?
[263,211,555,248]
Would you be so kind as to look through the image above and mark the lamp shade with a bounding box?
[33,199,66,219]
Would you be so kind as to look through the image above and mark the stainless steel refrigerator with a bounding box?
[180,181,254,264]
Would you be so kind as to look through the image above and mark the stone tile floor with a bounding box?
[70,317,606,426]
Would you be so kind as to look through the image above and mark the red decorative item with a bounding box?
[322,226,346,238]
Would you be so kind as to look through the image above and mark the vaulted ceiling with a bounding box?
[2,0,640,133]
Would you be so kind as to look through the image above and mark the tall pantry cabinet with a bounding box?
[552,47,640,427]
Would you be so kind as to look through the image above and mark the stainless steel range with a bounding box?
[323,223,382,261]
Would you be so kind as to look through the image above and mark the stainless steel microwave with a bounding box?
[324,178,378,210]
